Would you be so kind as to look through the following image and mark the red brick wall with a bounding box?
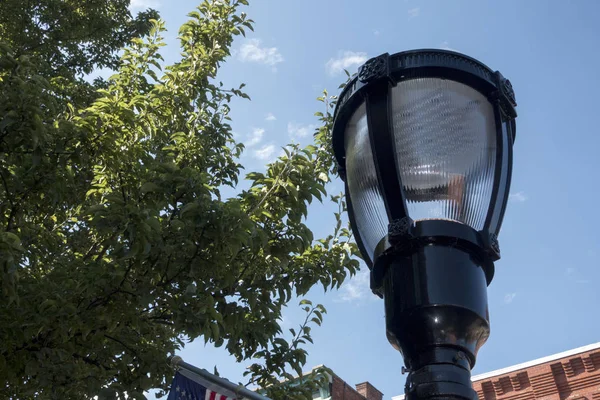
[355,382,384,400]
[472,348,600,400]
[331,375,367,400]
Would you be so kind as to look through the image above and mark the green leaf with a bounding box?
[210,323,220,341]
[171,220,185,230]
[2,232,21,246]
[98,388,117,400]
[261,210,274,219]
[180,202,200,217]
[185,283,197,296]
[141,182,160,194]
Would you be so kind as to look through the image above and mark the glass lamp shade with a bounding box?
[344,103,389,261]
[391,78,497,230]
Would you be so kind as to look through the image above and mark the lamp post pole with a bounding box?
[331,50,517,400]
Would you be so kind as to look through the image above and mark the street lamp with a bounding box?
[332,50,517,400]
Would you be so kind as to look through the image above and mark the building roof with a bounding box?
[471,341,600,381]
[391,342,600,400]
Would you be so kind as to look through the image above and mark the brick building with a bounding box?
[393,342,600,400]
[280,365,384,400]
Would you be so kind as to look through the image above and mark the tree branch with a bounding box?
[104,334,138,358]
[72,353,113,371]
[85,258,135,310]
[118,170,127,204]
[82,232,118,262]
[0,169,17,231]
[159,243,199,287]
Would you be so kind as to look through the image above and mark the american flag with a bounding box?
[167,370,238,400]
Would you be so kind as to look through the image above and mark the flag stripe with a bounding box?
[170,369,248,400]
[206,391,230,400]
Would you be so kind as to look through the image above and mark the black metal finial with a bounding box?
[358,55,389,83]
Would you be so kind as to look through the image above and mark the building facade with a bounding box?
[393,342,600,400]
[282,365,384,400]
[331,380,383,400]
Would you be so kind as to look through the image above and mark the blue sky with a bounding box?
[130,1,600,398]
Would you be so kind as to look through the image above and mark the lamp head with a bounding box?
[332,49,517,400]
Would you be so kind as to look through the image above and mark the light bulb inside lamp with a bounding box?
[392,78,497,230]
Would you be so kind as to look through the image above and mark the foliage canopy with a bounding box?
[0,0,359,398]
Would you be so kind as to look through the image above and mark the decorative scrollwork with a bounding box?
[358,56,388,83]
[502,78,516,106]
[388,217,414,242]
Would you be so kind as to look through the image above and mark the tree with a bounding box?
[0,1,359,399]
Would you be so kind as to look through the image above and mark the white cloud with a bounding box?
[504,292,517,304]
[287,122,317,139]
[254,144,276,161]
[440,41,457,51]
[565,267,591,284]
[265,113,276,122]
[238,39,284,68]
[374,30,381,36]
[325,51,368,76]
[129,0,160,10]
[338,269,372,302]
[509,191,528,203]
[246,128,264,147]
[408,7,420,18]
